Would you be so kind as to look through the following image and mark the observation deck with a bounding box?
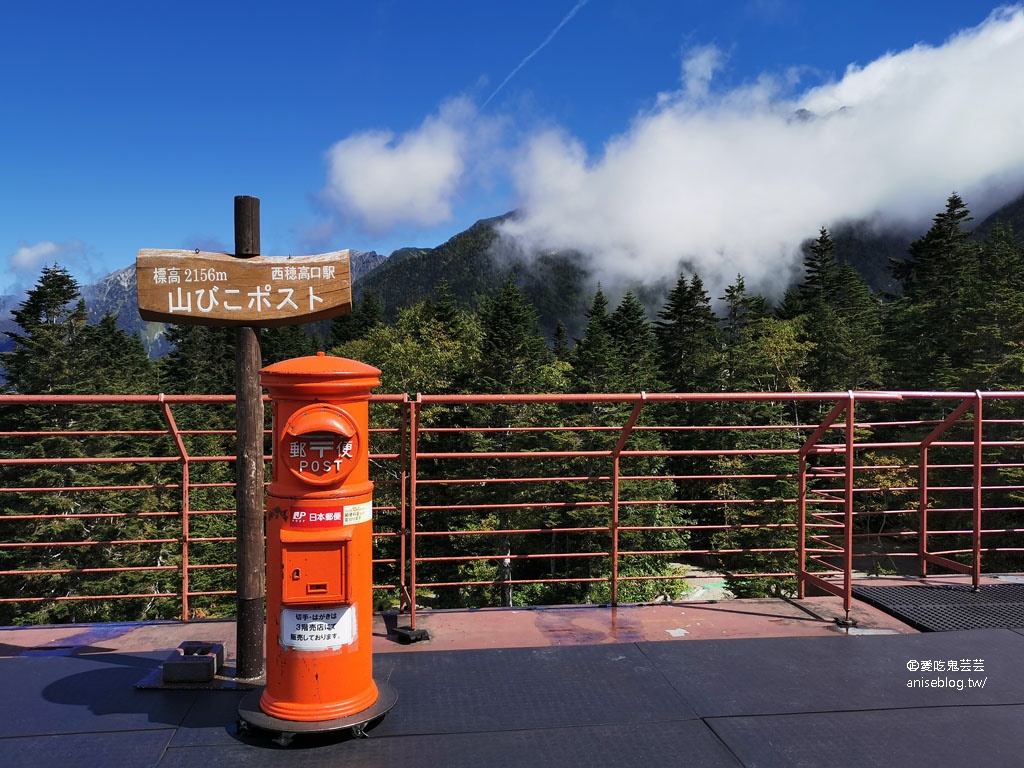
[2,390,1023,764]
[3,579,1024,766]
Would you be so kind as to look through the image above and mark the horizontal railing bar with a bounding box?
[416,552,610,563]
[411,527,609,536]
[619,548,793,556]
[418,577,606,588]
[0,539,178,548]
[415,392,910,404]
[0,512,181,521]
[0,565,178,576]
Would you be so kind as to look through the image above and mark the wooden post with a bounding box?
[234,195,266,680]
[135,196,354,681]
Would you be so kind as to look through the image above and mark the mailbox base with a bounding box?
[237,679,397,746]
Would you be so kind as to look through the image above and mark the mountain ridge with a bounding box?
[2,190,1022,357]
[0,250,388,357]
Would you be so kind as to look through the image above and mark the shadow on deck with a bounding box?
[2,579,1023,767]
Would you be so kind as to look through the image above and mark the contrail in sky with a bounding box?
[484,0,591,106]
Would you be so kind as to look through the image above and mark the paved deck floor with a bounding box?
[2,583,1022,767]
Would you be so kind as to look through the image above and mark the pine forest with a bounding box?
[2,193,1024,624]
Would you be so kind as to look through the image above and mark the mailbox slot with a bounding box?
[280,526,353,605]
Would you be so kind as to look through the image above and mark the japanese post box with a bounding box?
[257,352,388,725]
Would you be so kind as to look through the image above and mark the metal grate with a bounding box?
[853,584,1024,632]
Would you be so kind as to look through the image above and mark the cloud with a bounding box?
[7,239,87,276]
[323,97,492,233]
[499,5,1024,299]
[677,44,726,102]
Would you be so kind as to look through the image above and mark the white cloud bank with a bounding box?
[6,239,87,281]
[323,6,1024,298]
[501,5,1024,297]
[323,98,493,232]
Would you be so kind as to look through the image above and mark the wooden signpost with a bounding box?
[136,196,354,681]
[136,250,353,327]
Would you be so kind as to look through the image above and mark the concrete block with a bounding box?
[162,641,225,684]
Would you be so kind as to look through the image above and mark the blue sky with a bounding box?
[2,1,1023,299]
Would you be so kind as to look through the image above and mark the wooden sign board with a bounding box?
[136,249,352,327]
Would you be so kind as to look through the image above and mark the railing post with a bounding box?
[159,397,192,622]
[610,454,620,606]
[973,391,983,589]
[609,396,645,607]
[407,394,420,630]
[797,451,807,599]
[795,395,850,601]
[843,392,855,616]
[917,396,978,579]
[398,394,409,608]
[180,461,191,621]
[919,443,930,578]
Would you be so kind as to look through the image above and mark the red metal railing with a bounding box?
[1,391,1022,627]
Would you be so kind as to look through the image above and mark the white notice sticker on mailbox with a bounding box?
[280,606,355,651]
[344,500,373,525]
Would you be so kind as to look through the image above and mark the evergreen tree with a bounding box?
[604,292,685,600]
[719,276,769,391]
[334,289,486,606]
[262,324,318,365]
[428,280,462,329]
[894,192,974,297]
[571,287,616,393]
[550,289,685,604]
[552,321,570,361]
[780,228,883,391]
[652,273,725,558]
[656,273,722,393]
[802,227,841,306]
[0,267,171,624]
[158,325,237,395]
[476,280,556,394]
[830,263,884,389]
[78,314,157,395]
[1,265,88,395]
[153,322,245,620]
[443,282,571,605]
[886,193,980,390]
[330,289,384,347]
[705,275,809,596]
[607,291,664,392]
[335,292,482,396]
[962,224,1024,388]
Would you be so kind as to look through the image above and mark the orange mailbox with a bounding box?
[242,352,396,741]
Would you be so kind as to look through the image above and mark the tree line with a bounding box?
[1,193,1022,623]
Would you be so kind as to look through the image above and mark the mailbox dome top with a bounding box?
[262,352,380,378]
